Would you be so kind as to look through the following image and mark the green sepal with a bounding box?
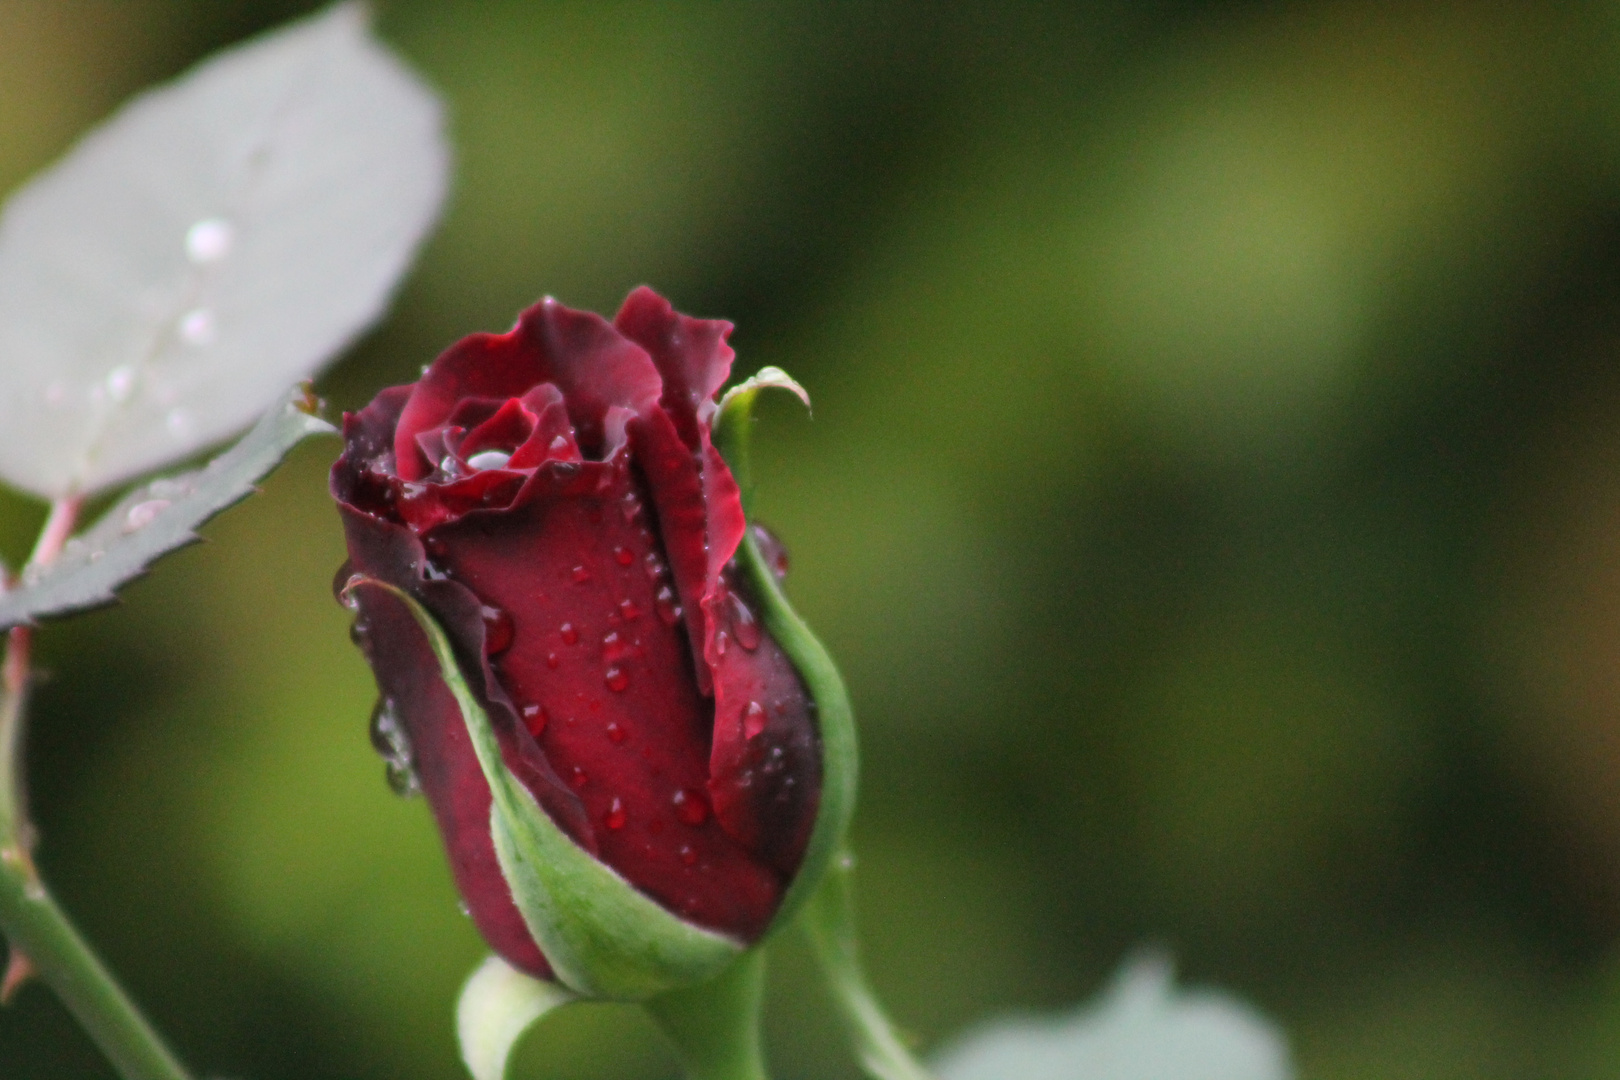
[352,580,745,1001]
[711,369,858,939]
[456,954,575,1080]
[714,367,809,517]
[802,853,935,1080]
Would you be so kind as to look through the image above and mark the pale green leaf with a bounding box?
[0,2,447,497]
[933,952,1293,1080]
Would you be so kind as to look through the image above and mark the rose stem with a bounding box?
[0,495,193,1080]
[644,949,772,1080]
[801,852,936,1080]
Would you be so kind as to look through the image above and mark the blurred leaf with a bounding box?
[0,2,447,498]
[457,954,574,1080]
[932,952,1292,1080]
[0,384,332,630]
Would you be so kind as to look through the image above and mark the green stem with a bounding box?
[802,853,935,1080]
[0,496,194,1080]
[644,951,771,1080]
[0,865,189,1080]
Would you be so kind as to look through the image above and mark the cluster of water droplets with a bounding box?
[39,216,236,447]
[331,563,422,798]
[368,697,420,797]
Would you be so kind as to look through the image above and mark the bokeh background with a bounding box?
[5,1,1620,1076]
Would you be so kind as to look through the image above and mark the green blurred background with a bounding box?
[8,0,1620,1076]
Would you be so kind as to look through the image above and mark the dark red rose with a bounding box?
[332,288,822,979]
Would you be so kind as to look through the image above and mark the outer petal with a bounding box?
[615,286,734,450]
[336,410,594,978]
[336,503,554,977]
[617,290,820,876]
[616,291,737,689]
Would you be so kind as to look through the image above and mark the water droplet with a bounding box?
[614,546,634,566]
[385,762,420,797]
[178,307,215,346]
[458,900,472,918]
[654,585,682,626]
[619,598,641,621]
[572,565,592,584]
[368,698,400,756]
[752,524,791,580]
[605,666,629,692]
[604,797,627,830]
[606,722,627,744]
[743,700,767,740]
[644,552,667,579]
[522,703,548,736]
[546,652,560,669]
[185,217,233,263]
[569,766,588,789]
[466,449,511,471]
[481,606,514,655]
[121,499,169,534]
[165,408,193,439]
[838,852,856,871]
[423,535,449,559]
[729,593,761,650]
[332,561,354,601]
[549,435,569,452]
[332,562,364,610]
[348,619,368,646]
[672,788,710,826]
[560,622,579,645]
[621,496,643,522]
[715,631,728,656]
[369,698,419,797]
[679,845,698,866]
[104,365,136,403]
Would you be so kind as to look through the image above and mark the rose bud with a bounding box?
[331,288,853,999]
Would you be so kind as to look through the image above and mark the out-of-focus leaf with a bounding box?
[0,385,333,630]
[0,2,447,499]
[456,954,574,1080]
[932,952,1292,1080]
